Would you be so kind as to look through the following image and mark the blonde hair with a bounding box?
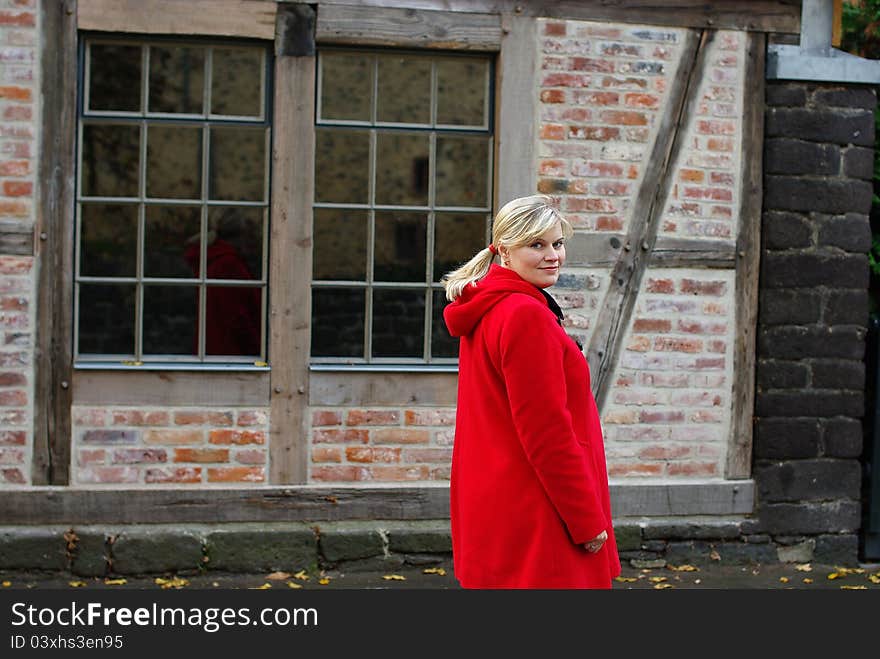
[442,194,573,301]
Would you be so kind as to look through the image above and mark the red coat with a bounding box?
[443,264,620,588]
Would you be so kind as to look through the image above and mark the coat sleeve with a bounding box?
[498,298,609,546]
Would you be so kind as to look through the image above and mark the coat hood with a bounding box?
[443,264,549,338]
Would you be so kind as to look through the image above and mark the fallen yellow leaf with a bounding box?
[868,573,880,584]
[68,581,87,588]
[795,563,812,572]
[653,583,674,589]
[383,574,406,581]
[709,549,721,561]
[803,578,813,584]
[154,577,189,589]
[779,577,789,583]
[266,571,291,581]
[287,581,303,589]
[615,576,637,583]
[423,567,446,576]
[318,577,330,585]
[292,570,310,581]
[103,578,127,586]
[648,576,667,583]
[667,564,698,572]
[251,583,272,590]
[827,572,843,580]
[840,585,867,590]
[2,581,10,587]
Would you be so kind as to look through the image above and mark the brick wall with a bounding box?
[0,0,36,486]
[753,82,875,561]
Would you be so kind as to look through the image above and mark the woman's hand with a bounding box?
[584,530,607,553]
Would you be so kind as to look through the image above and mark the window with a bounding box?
[75,37,272,366]
[312,49,494,365]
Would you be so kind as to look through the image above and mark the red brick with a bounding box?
[0,295,26,311]
[73,408,106,426]
[600,110,648,126]
[312,410,342,426]
[640,373,689,388]
[566,197,617,212]
[0,85,30,101]
[77,449,105,466]
[595,216,623,231]
[345,446,402,463]
[560,108,592,122]
[112,448,167,464]
[208,429,265,445]
[639,445,692,460]
[608,463,663,477]
[568,126,620,141]
[405,409,456,426]
[312,428,369,444]
[544,21,566,36]
[695,357,725,370]
[145,467,202,484]
[679,168,705,183]
[435,429,455,446]
[540,124,566,140]
[0,160,28,176]
[680,279,727,296]
[173,448,229,463]
[0,11,35,26]
[593,181,630,196]
[79,466,139,484]
[430,466,451,480]
[0,200,28,216]
[666,462,718,477]
[710,171,734,185]
[367,465,431,481]
[311,447,342,463]
[707,137,734,152]
[573,91,619,105]
[346,409,400,426]
[625,93,660,108]
[570,57,615,73]
[540,89,566,103]
[646,278,675,294]
[371,428,430,444]
[144,429,202,445]
[601,75,647,89]
[627,335,651,352]
[237,410,268,426]
[677,320,727,335]
[311,465,367,482]
[234,449,266,465]
[638,410,685,423]
[539,159,566,177]
[703,302,727,315]
[670,392,722,407]
[174,411,206,425]
[541,73,591,88]
[654,337,703,353]
[572,161,623,178]
[112,410,170,426]
[633,318,672,333]
[710,205,733,219]
[83,429,139,444]
[0,429,25,445]
[207,466,264,483]
[0,389,26,405]
[2,180,31,196]
[708,340,727,353]
[613,389,661,405]
[402,448,453,463]
[603,410,638,424]
[0,447,24,464]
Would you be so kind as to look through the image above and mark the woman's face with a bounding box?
[499,222,566,289]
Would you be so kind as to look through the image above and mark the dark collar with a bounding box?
[537,287,564,326]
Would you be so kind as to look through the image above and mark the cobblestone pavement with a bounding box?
[2,560,880,590]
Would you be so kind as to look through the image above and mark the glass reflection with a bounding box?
[315,129,370,204]
[211,48,262,117]
[78,284,135,355]
[206,207,264,281]
[81,124,140,198]
[372,289,424,358]
[89,44,142,112]
[147,125,202,199]
[313,208,367,281]
[204,285,262,356]
[377,55,430,124]
[435,136,489,207]
[144,205,200,278]
[434,212,488,282]
[431,291,458,358]
[143,285,197,355]
[437,58,487,126]
[320,53,372,122]
[149,45,205,114]
[375,132,430,206]
[79,204,138,278]
[209,126,266,201]
[374,212,426,282]
[311,288,365,358]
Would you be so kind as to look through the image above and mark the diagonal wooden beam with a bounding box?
[587,28,714,413]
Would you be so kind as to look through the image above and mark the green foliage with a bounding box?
[841,0,880,59]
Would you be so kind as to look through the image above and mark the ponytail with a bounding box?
[442,247,495,301]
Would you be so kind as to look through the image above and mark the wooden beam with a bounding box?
[33,0,77,486]
[72,371,271,406]
[0,480,753,523]
[316,3,502,50]
[565,232,627,268]
[0,221,34,256]
[496,13,537,206]
[310,371,457,406]
[726,32,766,480]
[302,0,801,34]
[77,0,277,39]
[649,236,738,268]
[269,5,316,485]
[587,29,711,412]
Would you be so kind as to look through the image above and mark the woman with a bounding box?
[442,194,620,589]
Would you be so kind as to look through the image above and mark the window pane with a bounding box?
[435,136,489,207]
[81,124,140,197]
[143,285,197,355]
[89,44,141,112]
[431,291,458,358]
[209,126,266,201]
[313,208,367,281]
[145,205,201,279]
[315,129,370,204]
[375,132,429,206]
[320,53,372,122]
[79,203,138,278]
[374,212,426,282]
[207,206,264,281]
[376,55,430,124]
[437,58,488,126]
[78,284,135,355]
[312,288,365,358]
[205,286,262,356]
[147,125,202,199]
[211,48,262,117]
[149,45,205,114]
[434,212,487,282]
[372,289,424,358]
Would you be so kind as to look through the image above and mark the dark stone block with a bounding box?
[825,290,870,325]
[664,541,776,565]
[816,213,871,253]
[811,359,865,390]
[755,390,864,417]
[764,176,874,214]
[758,326,866,360]
[0,528,68,570]
[757,501,860,534]
[318,527,384,563]
[69,530,109,578]
[758,289,822,325]
[812,87,877,111]
[642,520,740,541]
[754,418,821,459]
[822,418,864,458]
[761,210,812,249]
[756,359,809,389]
[813,534,860,564]
[760,252,869,289]
[329,555,406,572]
[765,84,808,107]
[765,108,875,146]
[205,527,316,573]
[111,529,204,575]
[844,146,875,180]
[754,459,861,502]
[764,139,840,175]
[386,524,451,554]
[612,523,642,552]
